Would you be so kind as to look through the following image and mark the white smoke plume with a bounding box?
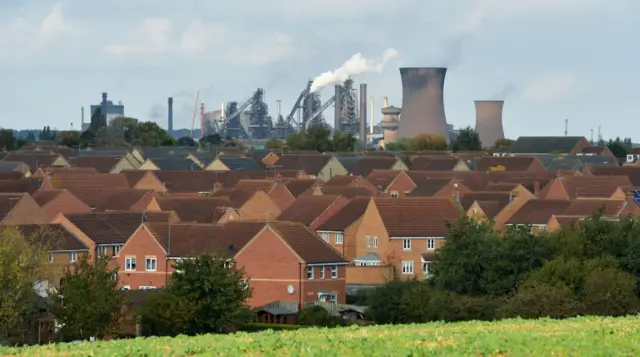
[491,83,517,100]
[309,48,398,93]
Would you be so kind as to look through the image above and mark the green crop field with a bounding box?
[1,317,639,356]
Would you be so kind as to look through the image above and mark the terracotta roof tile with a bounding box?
[1,224,88,251]
[563,199,626,217]
[119,170,150,187]
[373,197,461,237]
[274,154,332,175]
[550,215,583,229]
[145,223,224,256]
[64,212,158,244]
[349,157,398,176]
[562,176,631,198]
[365,170,402,192]
[317,197,371,231]
[70,156,123,173]
[0,178,44,194]
[411,157,462,171]
[269,221,347,264]
[506,199,573,225]
[0,193,27,220]
[0,171,25,179]
[586,166,640,185]
[49,172,130,207]
[318,186,373,198]
[278,195,342,226]
[155,197,234,223]
[234,179,277,193]
[284,179,322,197]
[95,189,156,211]
[209,188,259,208]
[406,178,452,197]
[474,201,504,219]
[152,170,266,193]
[32,190,65,206]
[39,167,98,175]
[460,192,512,211]
[324,175,359,186]
[474,157,540,171]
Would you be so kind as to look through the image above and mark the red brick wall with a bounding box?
[116,226,167,289]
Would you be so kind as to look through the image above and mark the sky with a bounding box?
[1,0,638,140]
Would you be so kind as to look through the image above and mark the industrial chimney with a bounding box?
[359,83,367,149]
[396,67,449,142]
[334,84,343,134]
[474,100,505,148]
[167,97,174,133]
[101,92,108,122]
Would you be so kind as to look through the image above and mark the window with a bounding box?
[401,261,414,275]
[373,236,378,248]
[335,233,344,245]
[402,239,411,251]
[390,191,399,198]
[139,286,156,290]
[423,261,432,277]
[321,232,329,242]
[69,252,77,263]
[97,246,108,257]
[331,265,338,279]
[355,261,380,267]
[114,245,123,256]
[320,266,325,279]
[120,285,130,291]
[145,257,157,272]
[307,266,314,280]
[427,238,435,250]
[125,257,136,271]
[365,235,371,248]
[330,294,337,303]
[49,253,54,263]
[627,154,636,163]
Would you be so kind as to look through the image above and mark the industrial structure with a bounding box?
[91,92,125,123]
[380,96,401,146]
[167,97,174,134]
[396,67,449,142]
[474,100,505,148]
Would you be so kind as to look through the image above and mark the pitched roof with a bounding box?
[2,224,88,251]
[373,197,461,237]
[278,195,342,225]
[460,192,512,211]
[64,212,156,244]
[0,171,25,179]
[0,178,44,194]
[586,166,640,185]
[49,172,130,207]
[366,170,402,191]
[32,190,66,206]
[0,193,27,221]
[152,170,266,193]
[147,158,201,170]
[473,201,504,219]
[506,199,573,225]
[562,176,630,199]
[2,153,64,171]
[209,188,260,208]
[268,221,347,264]
[317,197,371,231]
[546,158,584,172]
[141,147,194,159]
[274,154,332,175]
[340,157,399,176]
[324,175,359,186]
[411,157,463,171]
[581,146,606,154]
[550,215,583,229]
[155,197,234,223]
[95,189,156,211]
[317,186,373,198]
[145,223,224,256]
[405,178,452,197]
[508,136,587,154]
[215,156,264,171]
[19,145,76,159]
[38,167,98,176]
[563,199,626,217]
[233,179,278,193]
[474,157,539,171]
[70,156,123,173]
[0,162,30,174]
[284,179,321,197]
[119,170,151,187]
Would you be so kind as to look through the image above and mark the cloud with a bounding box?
[522,72,579,102]
[0,4,74,54]
[37,4,74,43]
[103,18,303,66]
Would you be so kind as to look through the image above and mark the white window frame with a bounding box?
[390,191,399,198]
[138,286,156,290]
[97,246,108,257]
[125,257,137,271]
[402,239,411,251]
[401,261,414,275]
[427,238,435,251]
[331,265,338,279]
[373,236,378,248]
[355,260,380,267]
[423,261,432,277]
[335,232,344,245]
[69,252,77,263]
[120,285,130,291]
[307,266,314,280]
[320,266,325,279]
[145,257,157,272]
[49,253,54,263]
[330,294,337,303]
[365,235,371,248]
[321,232,329,242]
[114,245,123,256]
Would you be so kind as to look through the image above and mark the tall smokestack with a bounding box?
[276,100,281,118]
[81,106,84,129]
[396,67,449,142]
[200,103,205,138]
[474,100,505,148]
[369,95,374,135]
[101,92,108,122]
[167,97,174,133]
[360,83,367,149]
[334,85,343,134]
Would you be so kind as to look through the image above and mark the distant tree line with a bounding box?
[354,211,640,324]
[603,137,634,157]
[265,125,357,152]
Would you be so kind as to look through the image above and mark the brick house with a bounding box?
[209,188,282,220]
[539,176,630,200]
[149,197,240,223]
[0,193,50,225]
[32,189,93,219]
[473,157,547,173]
[120,171,166,192]
[46,172,131,208]
[284,179,323,198]
[233,179,297,211]
[505,199,573,233]
[411,156,470,171]
[278,195,348,231]
[70,156,136,173]
[95,189,158,212]
[324,175,379,196]
[406,175,472,199]
[366,170,416,197]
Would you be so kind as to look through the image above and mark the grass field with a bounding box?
[1,317,639,356]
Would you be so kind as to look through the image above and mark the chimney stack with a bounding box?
[81,106,84,129]
[334,85,343,135]
[101,92,108,122]
[369,95,374,135]
[167,97,174,133]
[360,83,367,149]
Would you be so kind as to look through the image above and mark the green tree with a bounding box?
[265,138,283,150]
[284,131,307,151]
[139,292,196,337]
[493,138,515,149]
[500,282,583,319]
[451,126,482,151]
[298,306,344,327]
[581,268,640,316]
[200,134,222,146]
[304,124,332,152]
[131,121,175,147]
[0,129,16,151]
[145,253,252,335]
[176,136,196,146]
[52,256,124,341]
[56,131,81,148]
[407,134,448,151]
[607,137,628,157]
[383,140,408,151]
[25,131,36,143]
[333,131,357,152]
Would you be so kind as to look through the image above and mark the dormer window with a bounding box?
[626,154,636,163]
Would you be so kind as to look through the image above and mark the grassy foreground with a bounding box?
[1,316,639,356]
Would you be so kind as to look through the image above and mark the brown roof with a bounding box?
[411,157,462,171]
[550,215,583,229]
[145,223,224,256]
[268,221,347,264]
[119,170,150,187]
[0,171,25,180]
[318,186,373,198]
[64,212,156,244]
[274,154,332,175]
[581,146,606,154]
[19,145,76,159]
[155,197,234,223]
[317,197,371,231]
[350,157,398,176]
[38,167,98,176]
[563,176,631,199]
[0,178,44,194]
[507,199,573,225]
[284,179,322,197]
[586,166,640,185]
[563,199,626,217]
[2,153,64,171]
[95,189,156,211]
[210,188,259,208]
[0,193,27,221]
[32,190,65,206]
[324,175,359,186]
[71,156,123,173]
[482,183,521,192]
[474,157,540,172]
[474,201,504,219]
[278,195,342,226]
[234,179,277,193]
[1,224,88,251]
[152,170,266,193]
[49,172,131,207]
[461,192,512,211]
[366,170,402,192]
[373,197,461,237]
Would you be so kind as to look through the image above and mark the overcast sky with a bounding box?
[1,0,638,140]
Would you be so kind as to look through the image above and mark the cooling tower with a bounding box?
[474,100,505,148]
[396,67,449,142]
